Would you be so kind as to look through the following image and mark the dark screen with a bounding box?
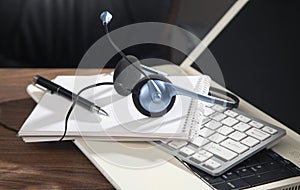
[208,1,300,134]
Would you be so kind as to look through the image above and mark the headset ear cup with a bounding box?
[132,75,176,117]
[113,55,141,96]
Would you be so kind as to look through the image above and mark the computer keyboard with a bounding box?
[153,103,286,176]
[185,149,300,189]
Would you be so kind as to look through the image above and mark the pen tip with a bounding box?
[98,109,109,117]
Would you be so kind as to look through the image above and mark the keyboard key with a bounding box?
[168,140,188,149]
[179,147,195,157]
[203,159,221,169]
[217,125,234,136]
[224,110,238,117]
[213,182,234,190]
[205,120,222,130]
[214,179,250,190]
[203,107,215,116]
[208,133,227,143]
[249,120,264,128]
[243,168,295,186]
[250,164,268,174]
[236,115,251,123]
[221,139,249,154]
[190,150,213,163]
[241,137,260,147]
[191,136,209,147]
[221,172,240,181]
[200,116,211,124]
[207,177,225,185]
[198,127,215,138]
[221,117,239,127]
[209,112,227,121]
[212,105,226,112]
[264,161,281,170]
[262,126,278,135]
[233,122,251,132]
[229,131,247,141]
[246,128,270,141]
[227,179,250,189]
[204,143,238,161]
[235,167,255,177]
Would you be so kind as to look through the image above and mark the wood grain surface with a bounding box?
[0,68,112,103]
[0,69,114,189]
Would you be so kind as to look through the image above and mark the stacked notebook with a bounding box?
[18,74,211,142]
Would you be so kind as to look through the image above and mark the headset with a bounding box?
[100,11,239,117]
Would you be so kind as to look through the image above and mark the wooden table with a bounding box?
[0,69,115,189]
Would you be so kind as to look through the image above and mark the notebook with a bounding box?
[18,74,211,142]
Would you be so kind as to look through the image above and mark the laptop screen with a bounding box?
[173,0,237,41]
[177,0,300,135]
[166,0,244,66]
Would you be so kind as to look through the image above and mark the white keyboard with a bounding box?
[153,104,286,176]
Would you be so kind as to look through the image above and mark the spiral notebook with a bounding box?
[18,74,211,142]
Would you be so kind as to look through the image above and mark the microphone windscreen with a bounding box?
[100,11,112,25]
[113,55,142,96]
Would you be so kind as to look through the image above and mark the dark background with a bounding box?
[209,0,299,133]
[0,0,299,133]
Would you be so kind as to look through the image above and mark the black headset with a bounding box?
[100,11,239,117]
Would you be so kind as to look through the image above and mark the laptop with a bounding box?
[173,0,300,189]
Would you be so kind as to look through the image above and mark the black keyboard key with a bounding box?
[200,175,225,185]
[249,164,269,174]
[209,177,225,185]
[235,167,255,177]
[264,161,281,170]
[213,182,234,190]
[257,154,273,163]
[227,179,250,189]
[213,179,250,190]
[221,172,239,181]
[243,169,295,186]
